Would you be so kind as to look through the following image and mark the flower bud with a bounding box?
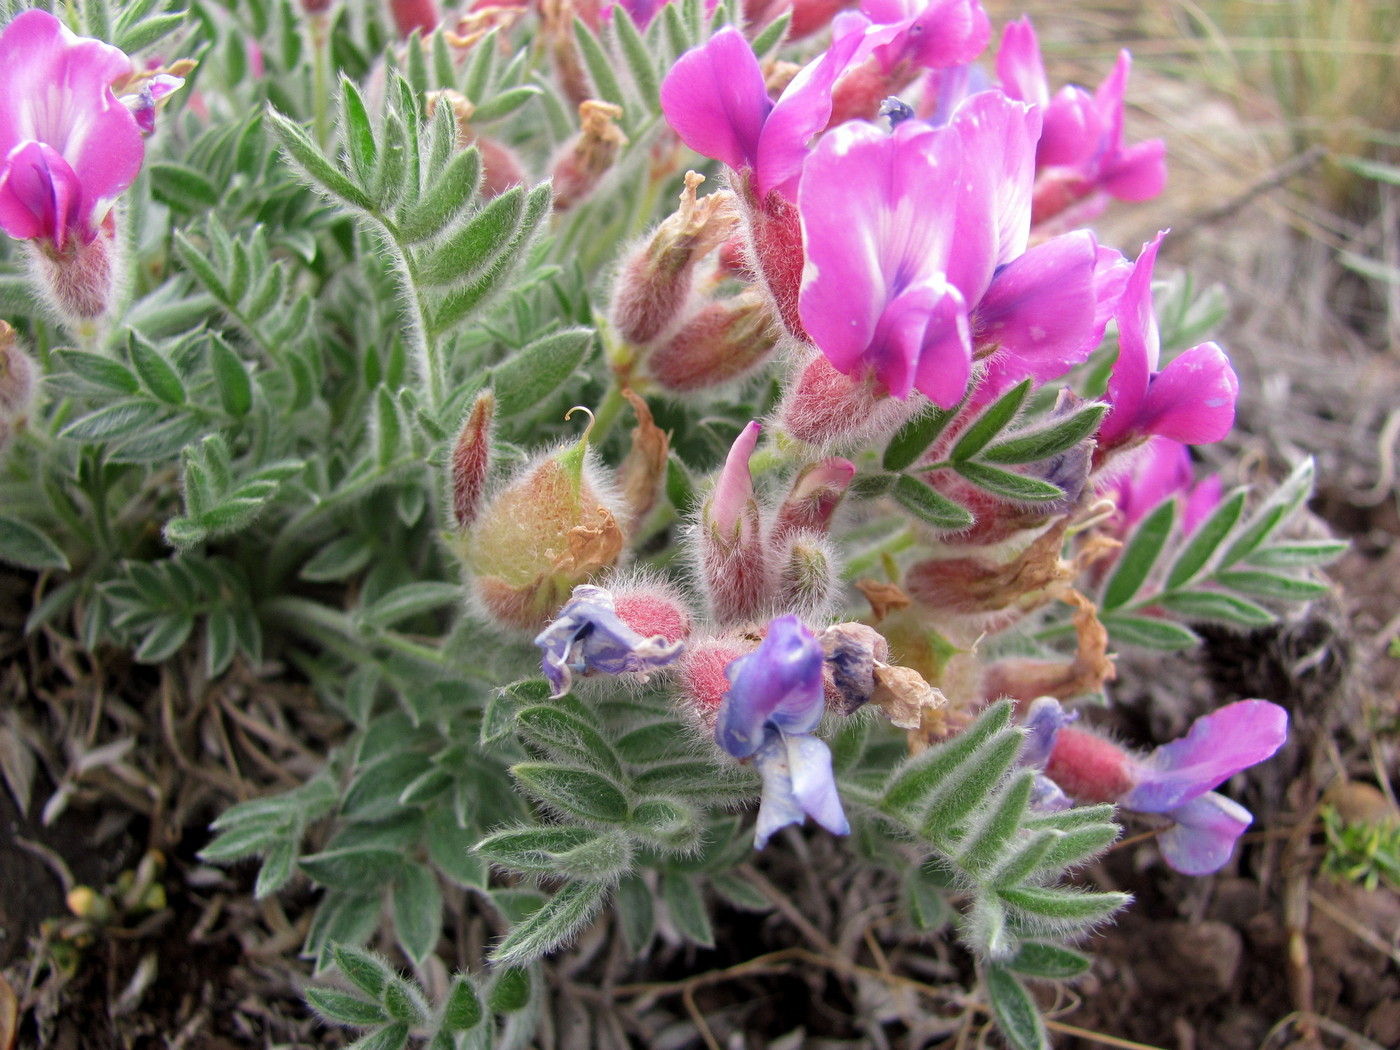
[0,321,36,421]
[1043,724,1137,804]
[695,421,771,625]
[775,353,914,451]
[773,456,854,541]
[551,100,627,212]
[675,635,752,733]
[609,171,739,347]
[29,229,119,323]
[465,415,624,630]
[775,530,839,620]
[450,391,494,528]
[609,572,693,644]
[390,0,439,37]
[645,294,779,393]
[742,183,807,340]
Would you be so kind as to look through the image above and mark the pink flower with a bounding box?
[1099,233,1239,449]
[797,92,1099,406]
[1033,698,1288,875]
[996,17,1166,226]
[0,10,147,251]
[1102,436,1223,535]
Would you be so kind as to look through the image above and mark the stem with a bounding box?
[378,223,444,418]
[311,13,331,148]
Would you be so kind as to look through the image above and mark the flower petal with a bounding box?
[660,27,772,175]
[1137,341,1239,445]
[0,140,81,246]
[1100,231,1165,445]
[787,733,849,836]
[717,615,825,757]
[1157,791,1252,875]
[1125,699,1288,812]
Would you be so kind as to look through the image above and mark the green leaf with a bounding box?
[361,582,461,628]
[1005,942,1093,980]
[882,403,957,472]
[442,976,483,1031]
[998,886,1128,927]
[491,878,608,965]
[332,944,392,999]
[1165,489,1246,588]
[206,606,237,676]
[53,349,139,393]
[345,1022,409,1050]
[302,536,374,582]
[951,380,1030,461]
[198,821,282,863]
[882,700,1012,817]
[953,462,1063,503]
[903,867,951,932]
[210,339,254,416]
[266,106,373,210]
[416,186,526,286]
[1103,614,1201,650]
[515,705,622,778]
[1154,590,1275,628]
[487,967,532,1012]
[613,874,655,953]
[1101,498,1175,611]
[128,338,186,405]
[397,146,481,243]
[469,85,542,123]
[493,329,595,416]
[750,10,790,55]
[115,11,185,52]
[391,864,443,965]
[981,404,1107,464]
[573,18,626,110]
[305,987,388,1028]
[1214,570,1329,601]
[920,731,1023,842]
[511,763,630,823]
[134,613,195,663]
[985,966,1048,1050]
[300,848,405,891]
[891,474,974,531]
[957,772,1035,876]
[1245,540,1348,569]
[613,8,660,109]
[475,825,606,874]
[340,77,377,185]
[149,161,220,212]
[663,872,713,947]
[60,399,166,441]
[0,516,70,572]
[1220,458,1314,567]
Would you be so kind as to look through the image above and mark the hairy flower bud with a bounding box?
[775,354,914,451]
[776,531,839,620]
[773,457,854,541]
[450,391,494,528]
[676,635,752,732]
[609,171,739,346]
[695,421,771,625]
[465,417,624,630]
[615,389,669,533]
[0,322,36,421]
[389,0,439,37]
[645,294,779,393]
[552,100,627,212]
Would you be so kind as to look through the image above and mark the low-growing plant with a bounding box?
[0,0,1341,1046]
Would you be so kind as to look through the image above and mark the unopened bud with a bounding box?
[389,0,439,37]
[773,457,854,541]
[552,100,627,212]
[646,294,778,392]
[742,184,807,340]
[450,391,494,528]
[776,353,913,451]
[1044,725,1136,804]
[466,412,624,630]
[696,421,771,625]
[609,171,739,346]
[675,635,752,733]
[776,531,839,619]
[29,228,117,322]
[609,573,693,645]
[0,322,37,422]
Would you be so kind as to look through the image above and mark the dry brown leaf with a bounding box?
[870,664,947,730]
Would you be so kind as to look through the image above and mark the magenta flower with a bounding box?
[996,17,1166,226]
[717,615,849,847]
[1103,436,1223,535]
[861,0,989,75]
[1036,699,1288,875]
[534,585,686,698]
[660,14,889,201]
[0,10,146,251]
[697,422,772,624]
[798,92,1100,406]
[1099,233,1240,449]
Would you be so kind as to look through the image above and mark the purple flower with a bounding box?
[1034,698,1288,875]
[661,14,888,200]
[534,585,685,698]
[717,615,849,846]
[1102,436,1222,535]
[0,10,146,250]
[1099,233,1239,449]
[798,91,1099,406]
[996,17,1166,224]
